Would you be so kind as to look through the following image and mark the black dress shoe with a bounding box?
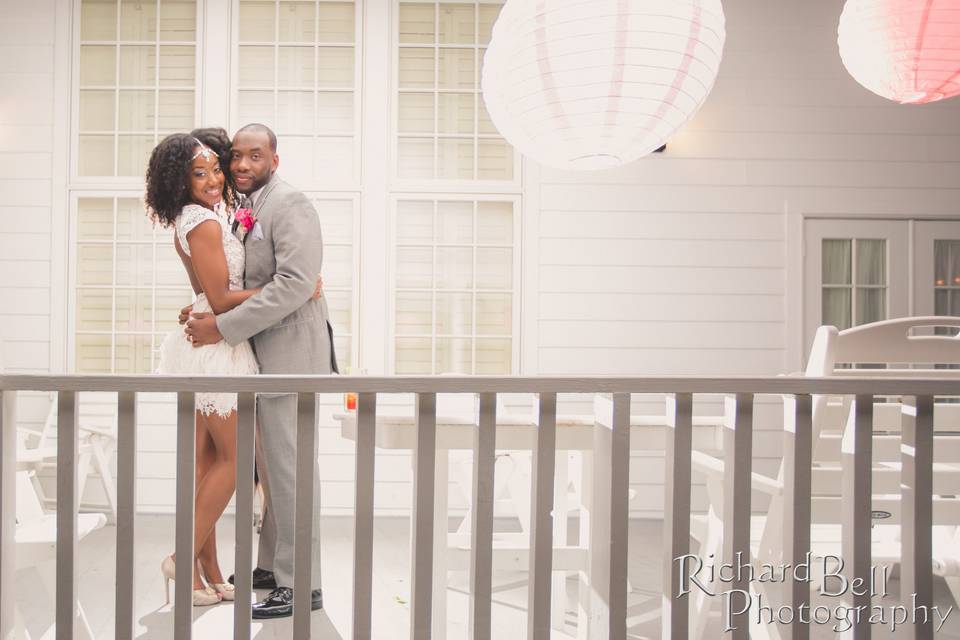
[251,587,323,619]
[227,567,277,589]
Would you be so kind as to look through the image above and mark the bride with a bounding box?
[145,128,319,605]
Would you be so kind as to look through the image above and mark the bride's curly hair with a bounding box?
[144,128,238,228]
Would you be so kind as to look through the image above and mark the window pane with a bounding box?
[118,90,155,131]
[80,46,117,86]
[317,92,353,132]
[476,292,511,335]
[398,138,435,178]
[78,135,115,176]
[76,334,112,373]
[822,239,851,285]
[318,47,354,87]
[77,289,114,332]
[438,48,475,90]
[116,197,154,241]
[437,201,473,243]
[277,91,315,132]
[397,200,433,243]
[325,290,353,334]
[437,138,474,179]
[80,90,115,131]
[334,335,352,370]
[435,337,472,373]
[436,247,473,288]
[478,98,497,134]
[155,248,190,289]
[399,48,435,88]
[478,5,502,45]
[474,338,513,375]
[438,93,474,134]
[396,337,432,373]
[117,134,155,176]
[439,3,476,45]
[476,247,511,289]
[157,90,194,130]
[78,198,115,240]
[324,245,353,288]
[278,1,316,42]
[477,139,512,180]
[399,92,435,134]
[318,2,355,42]
[436,292,472,335]
[279,46,316,87]
[315,198,354,244]
[119,46,155,86]
[119,0,157,41]
[822,288,852,330]
[397,246,433,288]
[475,338,510,374]
[160,0,196,41]
[399,3,436,44]
[314,136,354,182]
[856,239,885,286]
[159,45,195,86]
[155,289,193,333]
[114,289,152,332]
[238,46,275,87]
[396,292,432,335]
[477,201,512,244]
[114,334,154,374]
[116,245,155,287]
[81,0,117,40]
[239,2,276,41]
[78,244,114,286]
[856,288,885,325]
[237,90,275,124]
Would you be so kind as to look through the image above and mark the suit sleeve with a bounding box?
[215,192,322,345]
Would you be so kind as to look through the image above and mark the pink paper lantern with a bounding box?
[838,0,960,104]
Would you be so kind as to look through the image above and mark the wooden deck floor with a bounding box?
[12,515,960,639]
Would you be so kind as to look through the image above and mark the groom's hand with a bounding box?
[185,312,223,347]
[178,304,194,325]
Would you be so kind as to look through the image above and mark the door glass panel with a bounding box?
[856,239,885,285]
[822,239,851,285]
[822,288,852,330]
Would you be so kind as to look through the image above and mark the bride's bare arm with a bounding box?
[183,220,261,314]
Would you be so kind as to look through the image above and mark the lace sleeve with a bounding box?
[176,204,218,256]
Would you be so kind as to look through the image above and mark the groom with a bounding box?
[185,123,337,619]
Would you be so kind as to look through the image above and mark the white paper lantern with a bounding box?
[838,0,960,104]
[481,0,726,171]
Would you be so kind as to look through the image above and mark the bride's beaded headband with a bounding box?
[191,137,215,161]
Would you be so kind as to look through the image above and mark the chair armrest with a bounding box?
[690,450,782,496]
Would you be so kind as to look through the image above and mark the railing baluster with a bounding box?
[353,392,377,640]
[663,392,692,639]
[411,392,437,640]
[528,392,557,640]
[56,391,79,640]
[0,389,17,639]
[233,393,256,640]
[469,393,496,640]
[841,394,873,640]
[294,392,319,637]
[115,392,137,640]
[609,393,631,639]
[174,392,196,639]
[901,395,934,640]
[723,393,753,640]
[782,394,812,640]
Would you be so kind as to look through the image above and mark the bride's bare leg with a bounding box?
[172,411,216,590]
[192,410,238,584]
[195,420,222,584]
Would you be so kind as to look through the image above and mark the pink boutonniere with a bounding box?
[234,208,257,238]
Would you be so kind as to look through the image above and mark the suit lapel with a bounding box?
[243,177,280,245]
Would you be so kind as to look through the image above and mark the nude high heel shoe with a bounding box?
[210,582,235,601]
[161,556,222,606]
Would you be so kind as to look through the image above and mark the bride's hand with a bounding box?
[178,303,194,325]
[313,275,324,300]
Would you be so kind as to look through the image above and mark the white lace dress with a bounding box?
[157,203,259,417]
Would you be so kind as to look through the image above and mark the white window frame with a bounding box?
[386,192,522,374]
[390,0,521,194]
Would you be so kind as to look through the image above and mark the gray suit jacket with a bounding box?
[216,176,337,375]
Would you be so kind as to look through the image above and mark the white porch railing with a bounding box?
[0,374,956,640]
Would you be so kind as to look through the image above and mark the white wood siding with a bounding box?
[0,0,58,433]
